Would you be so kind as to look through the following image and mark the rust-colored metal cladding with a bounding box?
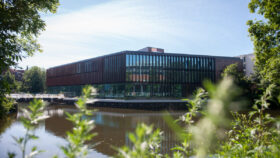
[46,53,126,87]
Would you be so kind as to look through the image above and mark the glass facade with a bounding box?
[124,53,215,97]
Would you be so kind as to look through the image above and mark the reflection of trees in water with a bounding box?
[44,106,183,156]
[0,113,17,136]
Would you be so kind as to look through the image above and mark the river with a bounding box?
[0,104,185,158]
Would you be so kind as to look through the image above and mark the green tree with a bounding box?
[0,71,19,118]
[22,66,46,93]
[221,63,245,83]
[2,71,22,92]
[0,0,59,115]
[222,63,258,106]
[247,0,280,85]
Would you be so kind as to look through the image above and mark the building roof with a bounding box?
[48,48,241,69]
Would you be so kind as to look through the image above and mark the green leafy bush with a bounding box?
[11,99,49,158]
[60,86,97,158]
[115,123,163,158]
[117,78,280,158]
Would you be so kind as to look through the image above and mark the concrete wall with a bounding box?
[239,54,255,77]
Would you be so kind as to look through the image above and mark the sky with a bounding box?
[18,0,257,69]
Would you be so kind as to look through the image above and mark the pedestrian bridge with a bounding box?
[7,93,65,102]
[7,94,189,110]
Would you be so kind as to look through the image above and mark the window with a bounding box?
[147,55,150,67]
[130,55,132,67]
[132,55,135,67]
[139,55,142,67]
[126,55,129,67]
[85,62,92,72]
[156,56,159,67]
[153,55,156,67]
[76,63,81,73]
[150,55,153,66]
[185,57,188,70]
[136,55,139,66]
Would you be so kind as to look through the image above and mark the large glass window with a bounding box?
[156,56,159,67]
[206,58,209,71]
[190,57,192,70]
[132,55,135,67]
[163,56,167,68]
[202,57,205,71]
[177,56,180,69]
[153,55,156,67]
[126,55,129,67]
[197,57,200,70]
[135,55,138,66]
[171,56,174,69]
[149,55,152,67]
[192,57,195,70]
[144,55,146,67]
[194,57,197,70]
[167,56,170,68]
[159,56,162,68]
[180,56,183,69]
[212,58,215,71]
[185,57,188,70]
[129,55,132,67]
[139,55,142,67]
[146,55,149,67]
[178,56,181,69]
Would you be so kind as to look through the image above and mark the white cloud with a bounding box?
[19,0,254,68]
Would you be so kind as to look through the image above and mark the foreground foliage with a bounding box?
[11,99,49,158]
[9,86,96,158]
[5,79,280,158]
[60,86,97,158]
[0,0,59,118]
[116,123,163,158]
[247,0,280,86]
[217,84,280,157]
[116,78,280,158]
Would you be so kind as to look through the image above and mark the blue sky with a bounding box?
[19,0,257,69]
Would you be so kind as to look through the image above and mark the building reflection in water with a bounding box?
[44,106,185,156]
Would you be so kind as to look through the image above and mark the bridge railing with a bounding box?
[7,93,65,100]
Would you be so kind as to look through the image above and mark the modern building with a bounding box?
[46,47,242,98]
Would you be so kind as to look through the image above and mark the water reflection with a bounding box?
[0,105,185,158]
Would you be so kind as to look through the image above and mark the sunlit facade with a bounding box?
[47,47,242,98]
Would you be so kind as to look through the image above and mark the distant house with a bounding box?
[9,69,25,81]
[239,53,255,77]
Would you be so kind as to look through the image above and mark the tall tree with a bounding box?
[2,71,21,92]
[247,0,280,85]
[0,0,59,115]
[22,66,46,93]
[222,63,244,82]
